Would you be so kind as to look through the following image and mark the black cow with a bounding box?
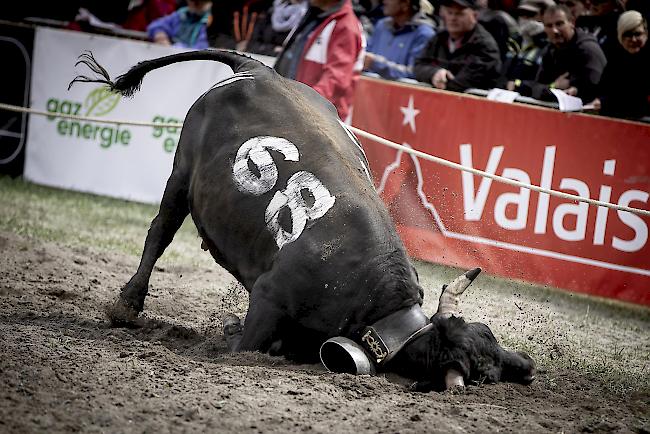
[70,50,535,391]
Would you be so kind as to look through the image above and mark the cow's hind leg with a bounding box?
[107,170,189,325]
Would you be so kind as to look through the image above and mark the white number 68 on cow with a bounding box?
[232,136,336,250]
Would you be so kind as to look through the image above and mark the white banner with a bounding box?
[25,28,273,204]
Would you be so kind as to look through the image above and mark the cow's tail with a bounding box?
[68,49,264,97]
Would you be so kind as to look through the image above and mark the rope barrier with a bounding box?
[348,126,650,217]
[0,102,181,129]
[1,101,649,217]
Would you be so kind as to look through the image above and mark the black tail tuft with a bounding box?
[68,52,115,91]
[68,51,144,97]
[112,68,146,98]
[68,49,265,98]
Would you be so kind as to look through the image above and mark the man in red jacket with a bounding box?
[274,0,364,121]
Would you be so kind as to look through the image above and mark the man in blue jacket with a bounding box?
[363,0,436,80]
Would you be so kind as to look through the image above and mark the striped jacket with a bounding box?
[275,0,364,121]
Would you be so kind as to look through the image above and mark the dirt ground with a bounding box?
[1,227,649,433]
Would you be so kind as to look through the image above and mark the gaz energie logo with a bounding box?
[46,87,131,148]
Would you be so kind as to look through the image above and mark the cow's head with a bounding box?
[388,269,536,391]
[388,316,536,392]
[320,269,536,391]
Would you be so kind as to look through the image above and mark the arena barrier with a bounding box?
[23,27,273,203]
[351,77,650,306]
[12,26,649,305]
[0,21,33,177]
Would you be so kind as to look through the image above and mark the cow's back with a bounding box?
[182,66,422,336]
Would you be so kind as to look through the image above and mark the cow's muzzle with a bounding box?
[320,337,375,375]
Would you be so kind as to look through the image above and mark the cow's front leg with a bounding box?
[223,314,244,351]
[226,290,286,353]
[107,170,189,325]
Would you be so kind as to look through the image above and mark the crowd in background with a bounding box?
[7,0,649,121]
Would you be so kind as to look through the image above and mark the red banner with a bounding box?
[352,77,650,306]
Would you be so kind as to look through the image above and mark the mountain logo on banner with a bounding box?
[377,95,444,233]
[372,94,649,278]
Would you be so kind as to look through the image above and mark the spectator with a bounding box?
[477,0,517,60]
[503,0,548,89]
[147,0,213,49]
[593,10,649,119]
[577,0,623,57]
[363,0,436,80]
[123,0,177,32]
[414,0,502,91]
[274,0,364,121]
[521,0,556,18]
[362,0,390,28]
[557,0,589,21]
[272,0,309,32]
[513,5,606,103]
[231,0,306,55]
[623,0,650,20]
[232,2,276,54]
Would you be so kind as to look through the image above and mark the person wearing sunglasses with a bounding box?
[591,10,649,119]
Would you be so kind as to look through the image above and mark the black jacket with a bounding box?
[414,23,502,92]
[599,44,650,120]
[517,29,606,103]
[576,12,620,59]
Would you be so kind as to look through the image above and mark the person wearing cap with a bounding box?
[592,10,649,119]
[413,0,502,91]
[512,4,606,103]
[503,0,549,89]
[363,0,436,80]
[274,0,364,121]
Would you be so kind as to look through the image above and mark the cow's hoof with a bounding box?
[223,314,242,336]
[106,297,141,327]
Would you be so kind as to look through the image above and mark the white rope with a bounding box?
[348,126,650,217]
[0,102,181,129]
[1,102,649,217]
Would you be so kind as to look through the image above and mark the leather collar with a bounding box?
[359,305,432,366]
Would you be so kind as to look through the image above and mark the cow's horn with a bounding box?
[320,337,375,375]
[445,368,465,389]
[437,267,481,318]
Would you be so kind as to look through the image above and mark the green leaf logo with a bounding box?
[84,87,120,117]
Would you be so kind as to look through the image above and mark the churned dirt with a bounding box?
[1,229,649,433]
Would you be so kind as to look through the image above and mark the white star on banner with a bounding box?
[400,95,420,133]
